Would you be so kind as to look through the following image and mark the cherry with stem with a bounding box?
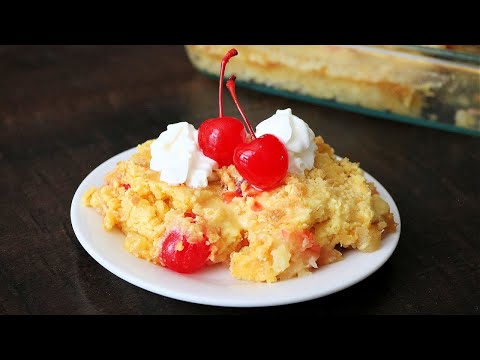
[227,75,289,191]
[198,49,245,167]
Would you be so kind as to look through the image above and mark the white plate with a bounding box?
[71,148,401,307]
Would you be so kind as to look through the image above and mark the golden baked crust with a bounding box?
[185,45,448,117]
[83,136,396,283]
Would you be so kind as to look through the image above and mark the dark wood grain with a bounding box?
[1,45,479,315]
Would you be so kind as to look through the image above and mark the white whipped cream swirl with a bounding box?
[255,108,316,175]
[150,122,217,188]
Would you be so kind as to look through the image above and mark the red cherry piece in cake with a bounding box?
[161,230,210,274]
[184,211,197,220]
[222,190,242,204]
[226,75,288,191]
[251,200,263,212]
[198,48,245,167]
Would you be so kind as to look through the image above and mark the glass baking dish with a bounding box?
[185,45,480,136]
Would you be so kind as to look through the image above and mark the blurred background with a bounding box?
[186,45,480,135]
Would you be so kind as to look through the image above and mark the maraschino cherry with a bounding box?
[161,229,210,274]
[198,49,245,167]
[226,75,288,191]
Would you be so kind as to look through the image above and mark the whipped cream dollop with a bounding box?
[255,108,316,175]
[150,122,217,188]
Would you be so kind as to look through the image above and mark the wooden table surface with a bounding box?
[1,45,478,315]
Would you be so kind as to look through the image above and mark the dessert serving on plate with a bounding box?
[83,49,397,283]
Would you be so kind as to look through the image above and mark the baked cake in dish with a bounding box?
[83,48,396,283]
[186,45,480,132]
[185,45,432,117]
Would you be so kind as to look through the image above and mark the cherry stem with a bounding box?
[226,75,256,139]
[218,49,238,118]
